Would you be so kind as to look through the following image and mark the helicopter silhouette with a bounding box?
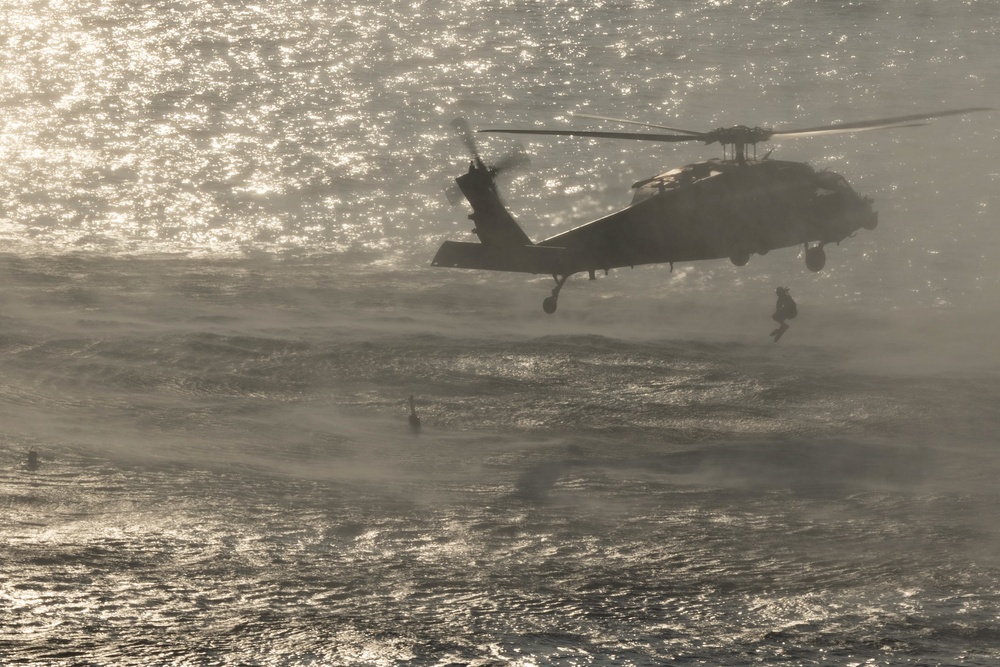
[433,108,990,314]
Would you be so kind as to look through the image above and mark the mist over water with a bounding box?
[1,1,999,665]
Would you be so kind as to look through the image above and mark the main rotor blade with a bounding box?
[572,113,706,136]
[479,128,705,143]
[771,107,992,139]
[770,123,931,139]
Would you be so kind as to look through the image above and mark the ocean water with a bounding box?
[1,1,999,665]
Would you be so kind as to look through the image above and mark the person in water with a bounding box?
[26,447,40,471]
[408,394,421,433]
[770,287,797,342]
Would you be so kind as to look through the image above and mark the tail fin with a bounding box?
[455,159,532,249]
[434,155,569,274]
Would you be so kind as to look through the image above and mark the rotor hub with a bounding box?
[708,126,772,147]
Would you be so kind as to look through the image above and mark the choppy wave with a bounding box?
[1,255,1000,664]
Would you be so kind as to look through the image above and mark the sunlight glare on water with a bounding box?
[0,0,996,270]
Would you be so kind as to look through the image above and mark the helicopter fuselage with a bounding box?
[537,157,877,272]
[432,108,991,312]
[432,155,878,312]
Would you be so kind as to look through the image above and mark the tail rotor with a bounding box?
[446,117,530,205]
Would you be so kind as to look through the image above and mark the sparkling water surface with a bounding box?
[1,1,1000,665]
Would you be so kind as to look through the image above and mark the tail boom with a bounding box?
[432,241,570,275]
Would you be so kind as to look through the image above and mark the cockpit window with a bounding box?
[816,171,849,190]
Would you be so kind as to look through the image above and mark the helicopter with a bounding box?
[432,108,990,314]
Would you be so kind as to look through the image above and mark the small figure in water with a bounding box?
[770,287,797,342]
[408,394,421,433]
[26,447,40,471]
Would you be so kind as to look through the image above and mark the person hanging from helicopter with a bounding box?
[770,287,797,342]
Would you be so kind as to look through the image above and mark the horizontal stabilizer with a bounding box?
[432,241,569,275]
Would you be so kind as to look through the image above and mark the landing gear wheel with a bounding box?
[542,274,570,315]
[730,252,751,267]
[805,245,826,272]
